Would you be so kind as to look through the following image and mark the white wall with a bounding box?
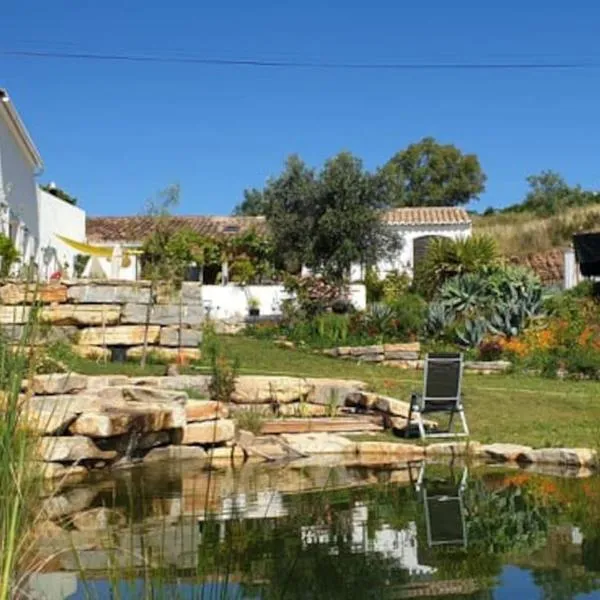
[0,111,39,266]
[202,284,366,320]
[351,222,472,281]
[81,253,139,281]
[37,188,86,278]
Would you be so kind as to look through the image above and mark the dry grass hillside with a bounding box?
[473,204,600,257]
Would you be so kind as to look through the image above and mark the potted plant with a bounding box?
[248,296,260,317]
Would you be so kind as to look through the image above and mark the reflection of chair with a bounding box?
[407,353,468,439]
[411,462,468,548]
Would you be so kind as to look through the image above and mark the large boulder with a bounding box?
[2,325,77,344]
[78,326,160,346]
[356,442,424,458]
[122,303,203,327]
[159,327,203,347]
[0,283,67,305]
[72,508,127,531]
[517,447,597,467]
[181,419,236,445]
[280,432,357,455]
[374,395,412,417]
[185,400,229,422]
[72,345,112,360]
[121,386,187,405]
[41,305,121,326]
[0,305,30,324]
[29,374,88,395]
[68,284,151,304]
[483,443,533,461]
[24,402,79,435]
[69,405,186,438]
[126,346,201,362]
[426,441,482,457]
[304,378,367,406]
[38,436,118,462]
[231,376,312,404]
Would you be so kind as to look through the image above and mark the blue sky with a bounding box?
[2,1,599,216]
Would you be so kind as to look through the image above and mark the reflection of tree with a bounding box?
[532,568,599,600]
[465,480,551,554]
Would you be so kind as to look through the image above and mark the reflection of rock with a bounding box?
[143,445,206,463]
[24,572,77,600]
[72,507,127,531]
[357,441,424,458]
[42,487,98,519]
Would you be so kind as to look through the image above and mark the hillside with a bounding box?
[473,203,600,256]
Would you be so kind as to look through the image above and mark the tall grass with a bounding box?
[0,299,43,599]
[474,204,600,256]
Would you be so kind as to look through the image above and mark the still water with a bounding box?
[27,458,600,599]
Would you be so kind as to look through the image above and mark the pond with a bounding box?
[26,459,600,599]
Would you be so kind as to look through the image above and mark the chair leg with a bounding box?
[447,409,456,434]
[459,407,469,436]
[416,411,427,440]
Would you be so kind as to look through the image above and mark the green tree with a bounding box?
[381,137,486,207]
[310,152,399,280]
[508,170,599,217]
[263,155,318,274]
[233,187,267,216]
[264,153,399,281]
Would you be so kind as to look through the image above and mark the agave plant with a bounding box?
[424,302,455,338]
[440,273,490,314]
[456,317,488,348]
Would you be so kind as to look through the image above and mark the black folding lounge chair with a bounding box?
[412,462,468,548]
[407,353,468,439]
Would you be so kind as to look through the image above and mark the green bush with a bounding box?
[413,234,499,299]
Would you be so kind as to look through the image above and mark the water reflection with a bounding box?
[26,460,600,599]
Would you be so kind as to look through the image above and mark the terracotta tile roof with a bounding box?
[86,215,268,243]
[383,207,471,226]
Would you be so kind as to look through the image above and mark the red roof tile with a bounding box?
[383,207,471,225]
[86,215,268,243]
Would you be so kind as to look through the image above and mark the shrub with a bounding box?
[0,234,19,278]
[477,338,504,361]
[204,335,239,402]
[413,234,499,298]
[235,408,266,435]
[283,275,348,318]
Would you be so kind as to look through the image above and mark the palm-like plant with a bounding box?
[414,234,499,298]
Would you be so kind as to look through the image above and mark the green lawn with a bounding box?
[201,337,600,449]
[73,336,600,448]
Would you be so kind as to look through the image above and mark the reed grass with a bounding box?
[474,204,600,256]
[0,291,45,599]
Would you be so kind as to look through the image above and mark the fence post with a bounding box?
[563,246,579,290]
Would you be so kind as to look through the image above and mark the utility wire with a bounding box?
[1,49,598,70]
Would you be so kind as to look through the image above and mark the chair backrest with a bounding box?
[423,353,463,401]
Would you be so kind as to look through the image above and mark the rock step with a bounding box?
[259,417,383,435]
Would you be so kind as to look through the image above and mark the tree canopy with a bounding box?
[502,170,600,217]
[249,153,399,281]
[380,137,486,207]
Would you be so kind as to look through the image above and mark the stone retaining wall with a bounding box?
[321,342,511,374]
[0,280,203,361]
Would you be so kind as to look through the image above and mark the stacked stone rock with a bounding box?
[0,280,203,362]
[25,373,235,478]
[322,342,511,374]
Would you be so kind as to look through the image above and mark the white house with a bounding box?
[351,206,473,281]
[0,88,85,278]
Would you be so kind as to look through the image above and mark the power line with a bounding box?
[1,49,598,70]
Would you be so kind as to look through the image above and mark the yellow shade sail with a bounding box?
[55,235,143,258]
